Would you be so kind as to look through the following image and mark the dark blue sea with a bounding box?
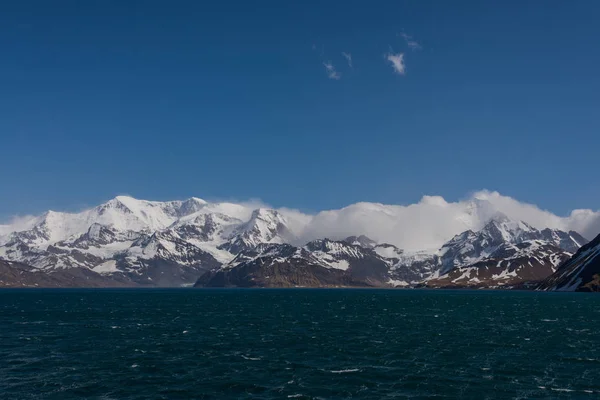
[1,289,600,399]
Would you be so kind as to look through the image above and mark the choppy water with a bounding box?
[1,289,600,399]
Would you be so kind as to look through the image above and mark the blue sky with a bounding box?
[1,0,599,219]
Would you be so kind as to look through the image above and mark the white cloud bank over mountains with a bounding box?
[300,190,600,251]
[1,190,599,253]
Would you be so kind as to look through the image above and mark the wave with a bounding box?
[330,368,360,374]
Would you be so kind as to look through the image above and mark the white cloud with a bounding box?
[291,190,600,252]
[342,52,352,68]
[385,52,405,75]
[400,32,421,50]
[323,61,341,80]
[0,215,39,239]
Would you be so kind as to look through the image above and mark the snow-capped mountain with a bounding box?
[0,196,296,286]
[537,233,600,292]
[219,209,296,255]
[438,214,585,274]
[0,194,594,288]
[195,217,587,289]
[196,238,393,288]
[413,214,587,288]
[427,240,572,288]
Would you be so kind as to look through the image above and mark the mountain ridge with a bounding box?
[0,194,596,289]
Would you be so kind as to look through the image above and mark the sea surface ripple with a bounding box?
[1,289,600,399]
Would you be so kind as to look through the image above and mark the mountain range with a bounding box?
[0,194,598,291]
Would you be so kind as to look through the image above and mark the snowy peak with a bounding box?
[0,194,593,289]
[88,195,219,236]
[220,208,296,254]
[481,214,536,243]
[15,211,78,246]
[247,208,289,233]
[0,197,297,279]
[344,235,377,248]
[97,196,136,215]
[5,222,51,247]
[93,196,190,232]
[439,215,586,274]
[176,197,209,217]
[27,196,223,246]
[538,229,587,254]
[426,215,589,288]
[427,240,573,289]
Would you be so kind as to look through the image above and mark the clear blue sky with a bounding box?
[1,0,599,219]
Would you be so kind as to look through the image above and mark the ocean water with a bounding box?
[1,289,600,399]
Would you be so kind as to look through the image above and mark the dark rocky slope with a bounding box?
[195,241,393,288]
[426,241,572,289]
[0,259,131,288]
[537,232,600,292]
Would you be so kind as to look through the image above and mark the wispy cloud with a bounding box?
[385,52,405,75]
[400,32,421,50]
[342,52,352,68]
[323,61,341,80]
[0,215,38,235]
